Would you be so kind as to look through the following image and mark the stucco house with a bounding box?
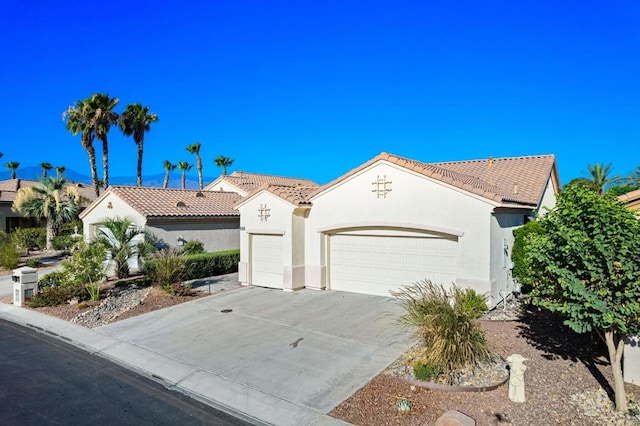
[236,152,560,307]
[204,171,317,196]
[80,172,319,253]
[0,179,96,233]
[79,186,242,252]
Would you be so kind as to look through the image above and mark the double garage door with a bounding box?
[329,233,459,297]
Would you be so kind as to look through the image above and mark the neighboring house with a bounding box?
[236,152,560,307]
[204,171,318,197]
[80,186,242,253]
[618,189,640,211]
[80,171,318,253]
[0,179,96,233]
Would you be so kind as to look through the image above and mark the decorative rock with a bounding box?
[71,286,150,328]
[435,409,476,426]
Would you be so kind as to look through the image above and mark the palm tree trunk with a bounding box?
[197,156,203,189]
[11,170,16,179]
[45,218,55,251]
[163,171,169,189]
[137,141,143,187]
[101,137,109,189]
[181,172,186,189]
[86,145,100,197]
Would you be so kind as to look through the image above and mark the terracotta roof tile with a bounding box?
[310,152,557,207]
[212,172,317,193]
[108,186,241,218]
[618,189,640,204]
[0,179,97,205]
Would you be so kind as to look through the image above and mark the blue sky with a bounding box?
[1,1,639,185]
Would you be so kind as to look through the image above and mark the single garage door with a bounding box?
[329,233,458,297]
[250,234,284,289]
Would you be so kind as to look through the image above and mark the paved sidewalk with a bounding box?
[0,275,412,426]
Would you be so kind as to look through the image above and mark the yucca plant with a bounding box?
[391,280,491,373]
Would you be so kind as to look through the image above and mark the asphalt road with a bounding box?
[0,319,254,426]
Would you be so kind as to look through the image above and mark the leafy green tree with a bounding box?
[186,142,203,189]
[11,177,81,250]
[511,220,545,293]
[524,185,640,412]
[95,217,145,279]
[5,161,20,179]
[214,155,234,176]
[176,161,193,189]
[63,98,100,197]
[606,183,639,198]
[119,103,158,187]
[162,160,176,189]
[40,162,52,178]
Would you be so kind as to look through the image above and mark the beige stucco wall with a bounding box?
[489,211,528,306]
[625,336,640,385]
[237,191,305,291]
[80,193,147,241]
[204,179,245,195]
[306,161,497,296]
[536,176,558,217]
[146,218,239,253]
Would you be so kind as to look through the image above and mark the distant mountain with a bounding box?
[0,166,216,190]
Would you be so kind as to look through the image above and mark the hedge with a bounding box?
[181,249,240,280]
[144,249,240,282]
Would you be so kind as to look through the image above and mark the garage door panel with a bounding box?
[329,234,458,297]
[251,234,283,289]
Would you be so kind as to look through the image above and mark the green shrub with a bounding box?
[181,250,239,280]
[39,270,70,288]
[453,287,488,319]
[182,239,205,255]
[52,235,74,250]
[36,233,47,251]
[144,249,186,286]
[58,220,83,236]
[511,220,544,293]
[391,280,491,373]
[26,258,41,268]
[413,362,443,382]
[12,228,44,253]
[61,241,106,286]
[0,241,19,270]
[27,284,87,307]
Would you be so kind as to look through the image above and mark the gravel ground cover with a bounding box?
[330,305,640,425]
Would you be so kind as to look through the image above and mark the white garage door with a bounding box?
[329,233,458,297]
[251,234,284,289]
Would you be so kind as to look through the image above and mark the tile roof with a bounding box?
[243,184,319,206]
[618,189,640,204]
[107,186,241,218]
[208,172,318,193]
[0,179,97,205]
[309,152,557,207]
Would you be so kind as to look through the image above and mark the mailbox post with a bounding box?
[12,266,39,307]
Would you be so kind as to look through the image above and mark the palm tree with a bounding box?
[214,155,234,176]
[186,142,203,189]
[55,166,66,177]
[11,176,81,250]
[119,103,158,187]
[96,217,145,278]
[88,93,119,190]
[63,98,100,197]
[5,161,19,179]
[571,163,619,197]
[40,162,53,179]
[176,161,193,189]
[162,160,176,189]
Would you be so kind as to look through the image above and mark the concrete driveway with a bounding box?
[96,284,413,423]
